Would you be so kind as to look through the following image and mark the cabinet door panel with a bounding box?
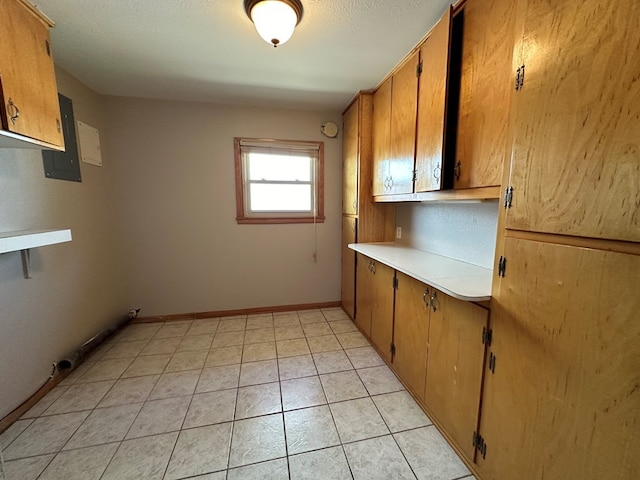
[425,293,488,462]
[392,272,430,400]
[341,217,357,320]
[505,0,640,242]
[0,0,63,147]
[455,0,515,189]
[389,52,419,195]
[354,253,372,338]
[415,8,451,193]
[478,238,640,479]
[370,261,395,362]
[342,101,359,215]
[372,79,392,196]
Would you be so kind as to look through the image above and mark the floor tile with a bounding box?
[297,310,326,324]
[328,319,358,334]
[212,330,246,348]
[302,322,333,337]
[38,443,118,480]
[372,391,431,433]
[246,315,274,330]
[242,342,277,362]
[330,397,389,443]
[97,374,159,408]
[345,346,385,369]
[58,362,95,386]
[125,396,190,439]
[186,472,227,480]
[336,332,369,349]
[176,334,214,352]
[0,419,34,448]
[284,405,340,455]
[140,336,182,356]
[186,319,220,336]
[148,369,200,400]
[239,359,279,387]
[121,354,171,378]
[63,403,142,450]
[43,380,114,415]
[289,446,352,480]
[100,432,178,480]
[244,327,275,344]
[276,338,310,358]
[205,345,243,367]
[227,458,289,480]
[77,358,134,383]
[357,365,404,395]
[344,435,416,480]
[2,412,89,460]
[100,340,148,360]
[217,318,247,333]
[322,309,350,322]
[281,376,326,411]
[2,454,54,480]
[183,389,237,428]
[154,322,191,339]
[116,324,162,342]
[196,364,241,393]
[278,354,317,380]
[273,313,301,327]
[307,334,342,353]
[165,423,233,479]
[320,370,369,403]
[228,414,286,468]
[165,350,208,372]
[235,382,282,420]
[313,350,354,374]
[394,426,470,480]
[275,325,305,341]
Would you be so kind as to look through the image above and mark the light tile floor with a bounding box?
[0,308,476,480]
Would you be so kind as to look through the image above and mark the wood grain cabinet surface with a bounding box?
[0,0,64,149]
[341,216,357,320]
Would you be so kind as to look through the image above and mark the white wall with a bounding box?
[395,201,499,268]
[0,69,128,418]
[103,97,343,316]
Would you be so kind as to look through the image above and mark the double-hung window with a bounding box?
[234,138,325,224]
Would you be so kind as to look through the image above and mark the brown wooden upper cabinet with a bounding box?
[453,0,515,189]
[342,100,359,215]
[0,0,64,149]
[504,0,640,243]
[372,78,392,196]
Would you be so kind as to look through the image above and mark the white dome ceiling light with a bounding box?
[244,0,304,47]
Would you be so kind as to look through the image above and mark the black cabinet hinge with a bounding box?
[392,277,398,289]
[473,431,488,459]
[390,343,396,355]
[497,256,507,278]
[504,186,513,208]
[45,40,51,56]
[412,170,417,182]
[488,352,497,373]
[416,60,423,77]
[482,326,493,346]
[515,64,525,91]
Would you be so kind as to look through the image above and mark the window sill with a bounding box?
[236,216,326,225]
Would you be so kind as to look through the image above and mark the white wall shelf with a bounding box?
[0,229,72,278]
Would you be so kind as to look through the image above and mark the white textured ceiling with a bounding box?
[33,0,452,112]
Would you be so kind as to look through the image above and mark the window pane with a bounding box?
[250,184,312,212]
[248,153,311,181]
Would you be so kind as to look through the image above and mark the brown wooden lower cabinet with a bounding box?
[340,216,357,319]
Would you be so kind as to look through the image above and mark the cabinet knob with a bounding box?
[433,166,441,180]
[352,200,357,211]
[422,288,430,308]
[7,99,20,125]
[430,291,440,312]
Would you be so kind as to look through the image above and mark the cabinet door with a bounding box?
[389,52,419,195]
[415,8,452,193]
[505,0,640,242]
[342,101,359,215]
[425,292,488,463]
[477,238,640,479]
[372,78,392,196]
[454,0,515,189]
[354,252,372,337]
[392,272,430,400]
[0,0,63,147]
[341,217,357,320]
[370,261,395,362]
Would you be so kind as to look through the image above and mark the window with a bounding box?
[234,137,325,224]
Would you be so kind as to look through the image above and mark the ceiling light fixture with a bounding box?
[244,0,304,47]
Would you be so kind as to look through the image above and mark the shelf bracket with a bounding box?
[20,249,32,279]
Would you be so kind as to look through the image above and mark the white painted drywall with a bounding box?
[395,201,499,269]
[102,97,343,316]
[0,68,129,418]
